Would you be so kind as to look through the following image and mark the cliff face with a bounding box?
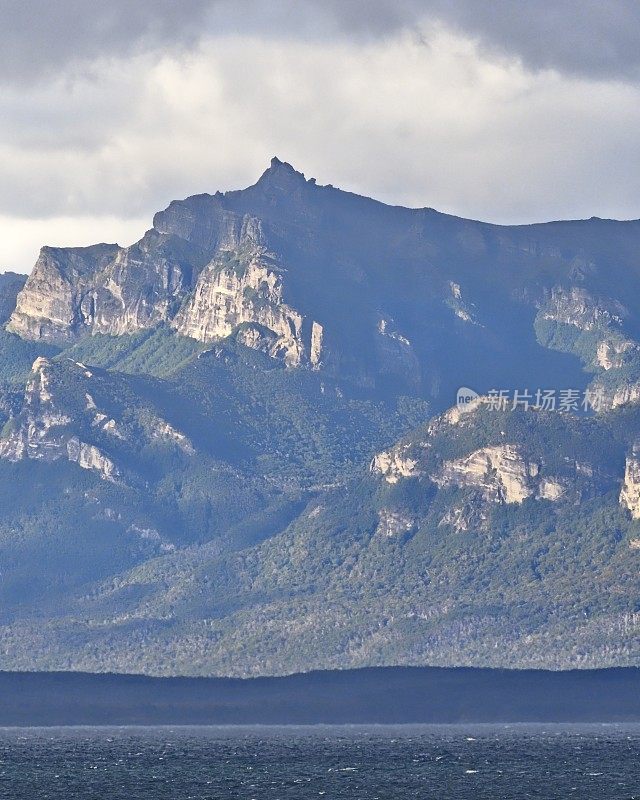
[534,286,640,412]
[432,444,558,504]
[7,186,323,369]
[620,445,640,519]
[171,246,318,367]
[0,356,202,483]
[8,244,121,341]
[0,357,120,480]
[372,416,562,502]
[10,158,640,402]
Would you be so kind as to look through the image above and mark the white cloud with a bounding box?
[2,26,640,272]
[0,215,148,274]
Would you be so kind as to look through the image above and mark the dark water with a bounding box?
[0,724,638,799]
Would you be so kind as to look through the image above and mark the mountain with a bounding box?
[0,159,639,676]
[11,156,631,402]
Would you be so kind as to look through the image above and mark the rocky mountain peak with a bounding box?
[6,162,640,403]
[259,156,307,184]
[250,157,319,201]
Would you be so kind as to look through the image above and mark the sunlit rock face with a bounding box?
[371,445,422,485]
[0,357,119,481]
[171,249,310,367]
[6,235,198,343]
[0,357,196,483]
[7,193,323,369]
[370,399,618,541]
[431,444,576,505]
[620,445,640,520]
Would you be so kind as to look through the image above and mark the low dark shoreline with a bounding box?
[1,666,639,726]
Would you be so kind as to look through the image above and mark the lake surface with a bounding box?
[0,724,638,799]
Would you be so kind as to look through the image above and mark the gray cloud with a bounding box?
[0,0,212,82]
[298,0,640,80]
[2,1,640,83]
[425,0,640,81]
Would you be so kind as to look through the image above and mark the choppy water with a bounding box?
[0,724,638,799]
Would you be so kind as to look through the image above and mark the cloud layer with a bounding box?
[3,1,640,81]
[1,1,639,271]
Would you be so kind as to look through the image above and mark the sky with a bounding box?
[2,0,640,273]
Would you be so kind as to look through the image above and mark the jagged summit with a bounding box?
[268,155,300,174]
[254,156,311,189]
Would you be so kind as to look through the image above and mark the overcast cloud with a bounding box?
[1,1,639,272]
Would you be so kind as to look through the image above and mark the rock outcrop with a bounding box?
[534,286,640,412]
[7,199,323,369]
[146,416,195,455]
[0,357,120,481]
[171,243,313,367]
[371,444,422,484]
[592,380,640,411]
[66,436,119,481]
[7,244,122,341]
[620,446,640,519]
[0,357,197,482]
[596,339,637,371]
[432,444,556,504]
[376,508,416,537]
[538,287,628,335]
[370,399,616,529]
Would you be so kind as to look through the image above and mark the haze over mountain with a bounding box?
[0,161,639,676]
